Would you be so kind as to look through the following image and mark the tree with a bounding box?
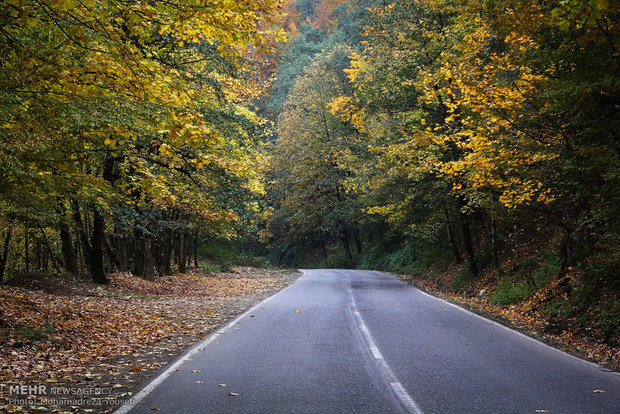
[0,0,286,281]
[266,45,363,259]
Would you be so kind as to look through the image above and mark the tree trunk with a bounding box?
[164,231,174,275]
[89,207,108,284]
[319,229,328,260]
[134,229,146,278]
[24,227,30,273]
[144,238,155,280]
[105,235,119,271]
[118,238,128,272]
[72,201,95,279]
[341,231,353,260]
[457,199,478,276]
[0,228,12,282]
[193,231,199,268]
[353,227,362,254]
[558,229,573,277]
[491,216,499,268]
[37,223,60,273]
[186,236,192,268]
[444,206,461,263]
[177,231,186,273]
[36,238,41,271]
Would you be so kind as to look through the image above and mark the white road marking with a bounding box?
[349,288,424,414]
[354,310,384,360]
[114,273,305,414]
[414,289,608,370]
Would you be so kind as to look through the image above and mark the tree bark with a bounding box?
[177,231,186,273]
[133,228,146,278]
[72,201,94,276]
[118,237,128,272]
[352,227,362,254]
[457,198,478,276]
[0,228,12,282]
[491,216,499,268]
[193,231,199,268]
[341,231,353,260]
[24,228,30,273]
[37,223,60,273]
[444,206,461,263]
[89,207,108,284]
[319,229,328,260]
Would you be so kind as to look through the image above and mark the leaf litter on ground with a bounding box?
[0,267,299,412]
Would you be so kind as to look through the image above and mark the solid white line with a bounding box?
[349,290,424,414]
[414,288,609,370]
[115,272,305,414]
[390,381,423,414]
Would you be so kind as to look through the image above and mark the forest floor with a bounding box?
[394,265,619,372]
[0,267,300,413]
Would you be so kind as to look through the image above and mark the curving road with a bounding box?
[118,269,619,414]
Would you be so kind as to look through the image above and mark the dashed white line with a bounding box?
[354,310,385,360]
[349,289,424,414]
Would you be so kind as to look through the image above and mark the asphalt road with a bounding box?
[119,269,619,414]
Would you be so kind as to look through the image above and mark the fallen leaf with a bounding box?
[131,366,142,371]
[150,408,160,411]
[294,309,300,313]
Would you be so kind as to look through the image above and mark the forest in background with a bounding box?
[1,0,619,346]
[260,0,619,344]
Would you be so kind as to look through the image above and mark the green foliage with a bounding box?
[0,324,55,346]
[358,240,416,274]
[491,279,532,305]
[451,267,474,291]
[198,242,269,270]
[0,0,285,281]
[545,251,620,339]
[200,261,223,274]
[321,250,356,269]
[491,253,559,305]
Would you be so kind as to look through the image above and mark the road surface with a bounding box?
[118,269,619,413]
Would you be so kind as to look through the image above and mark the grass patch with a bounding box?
[491,252,559,305]
[321,250,355,269]
[0,324,55,346]
[200,261,222,274]
[491,279,532,305]
[198,242,270,270]
[451,266,474,290]
[544,251,620,340]
[358,238,452,276]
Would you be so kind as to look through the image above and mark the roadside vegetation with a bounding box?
[1,1,618,407]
